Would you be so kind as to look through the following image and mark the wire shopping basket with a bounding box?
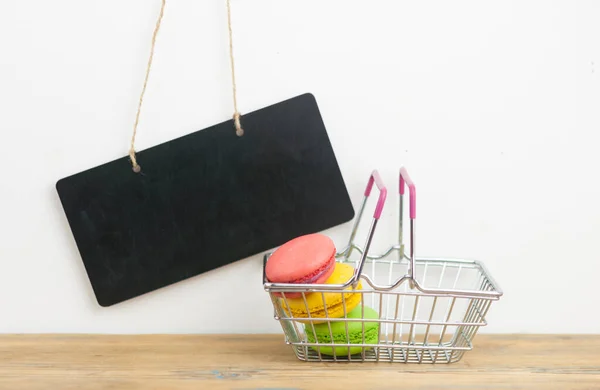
[263,168,503,363]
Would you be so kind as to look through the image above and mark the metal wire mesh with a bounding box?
[267,255,499,363]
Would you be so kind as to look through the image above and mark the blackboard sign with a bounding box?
[56,93,355,306]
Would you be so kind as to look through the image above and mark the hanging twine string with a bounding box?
[129,0,243,172]
[227,0,244,136]
[129,0,166,172]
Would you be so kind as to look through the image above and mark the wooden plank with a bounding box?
[0,334,599,389]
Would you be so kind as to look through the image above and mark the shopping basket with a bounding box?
[262,168,503,363]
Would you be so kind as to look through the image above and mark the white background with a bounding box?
[1,0,599,334]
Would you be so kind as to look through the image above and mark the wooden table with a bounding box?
[1,334,598,389]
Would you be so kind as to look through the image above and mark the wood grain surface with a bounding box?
[1,334,599,389]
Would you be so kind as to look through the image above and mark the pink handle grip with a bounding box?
[399,167,416,219]
[364,170,387,220]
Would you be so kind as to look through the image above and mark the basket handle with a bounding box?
[399,167,417,284]
[359,167,417,290]
[364,170,387,219]
[341,170,388,255]
[348,170,388,287]
[399,167,416,219]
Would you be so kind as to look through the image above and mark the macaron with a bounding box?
[281,262,363,324]
[305,304,380,356]
[266,233,336,298]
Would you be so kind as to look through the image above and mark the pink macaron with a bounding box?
[266,233,336,298]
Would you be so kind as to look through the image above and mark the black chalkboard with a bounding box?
[56,93,355,307]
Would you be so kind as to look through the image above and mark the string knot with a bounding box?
[233,112,244,136]
[129,149,141,172]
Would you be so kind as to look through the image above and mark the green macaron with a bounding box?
[304,304,380,356]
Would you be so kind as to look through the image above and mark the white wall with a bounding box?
[1,0,599,334]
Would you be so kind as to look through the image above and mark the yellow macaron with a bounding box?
[280,262,363,324]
